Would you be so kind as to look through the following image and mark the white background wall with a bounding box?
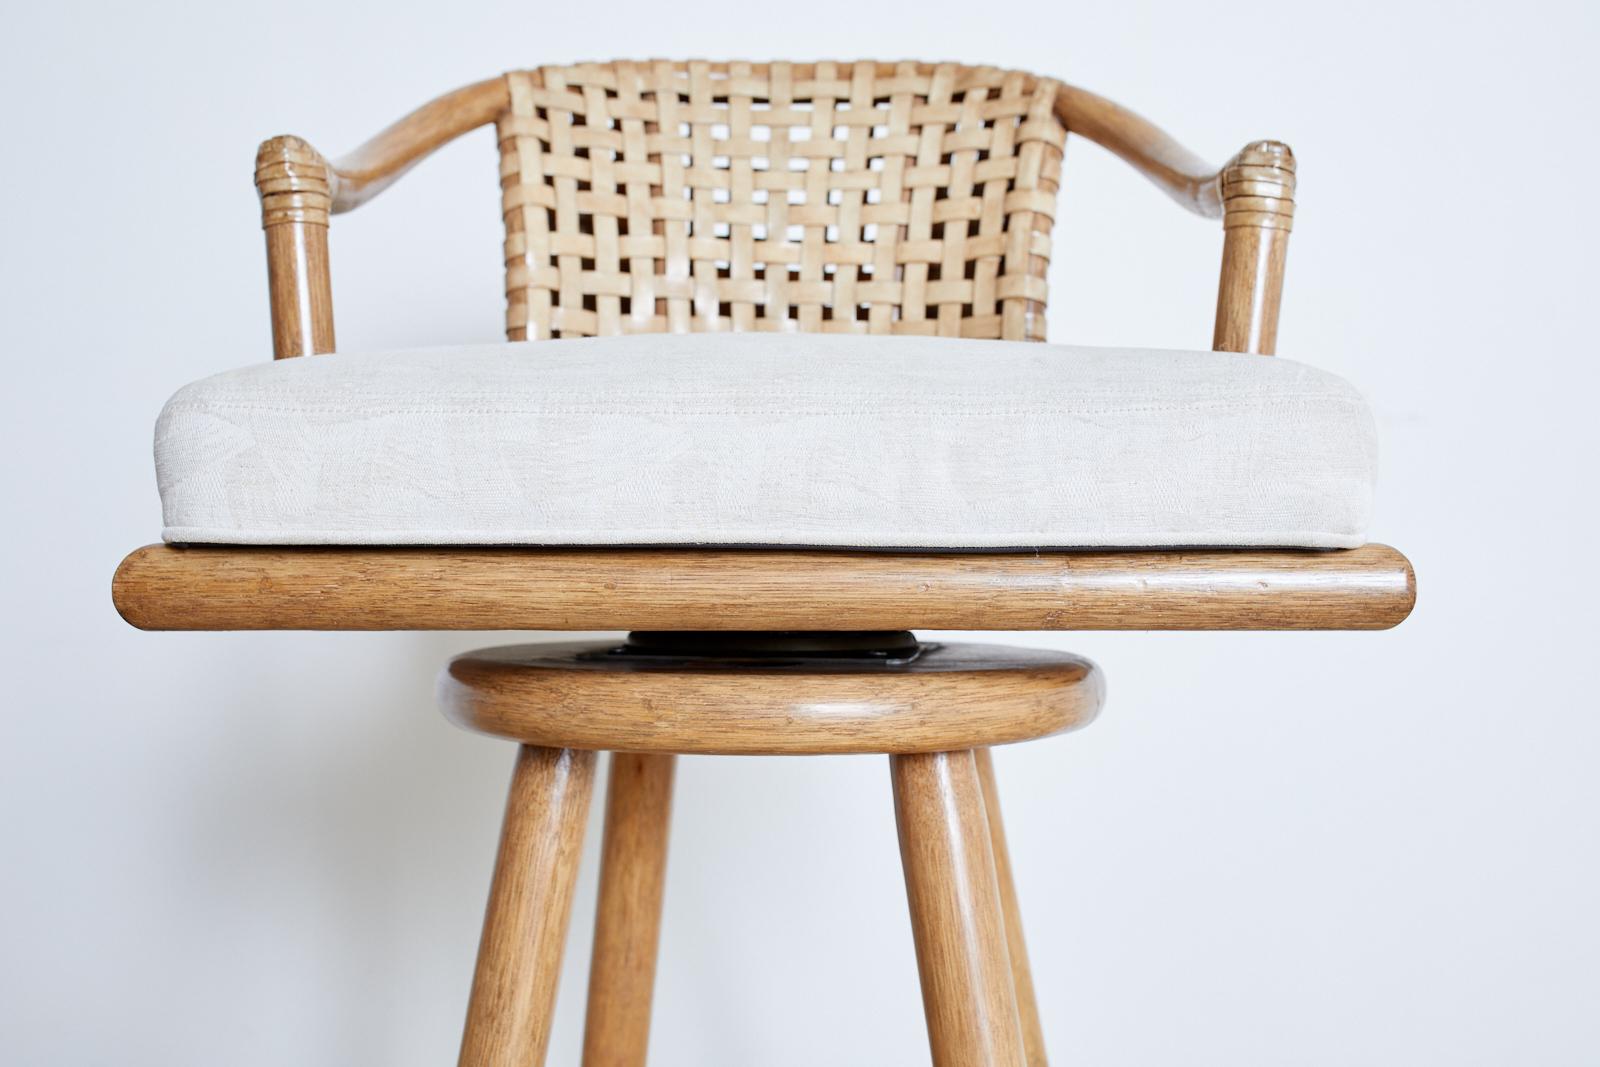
[3,2,1597,1063]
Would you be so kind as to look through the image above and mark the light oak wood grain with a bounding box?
[1213,142,1296,355]
[254,137,336,358]
[439,642,1103,756]
[459,745,595,1067]
[976,748,1047,1067]
[322,78,508,214]
[113,544,1416,632]
[1051,83,1225,218]
[894,750,1028,1067]
[582,753,675,1067]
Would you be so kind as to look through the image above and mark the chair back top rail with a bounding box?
[253,61,1295,353]
[300,67,1239,220]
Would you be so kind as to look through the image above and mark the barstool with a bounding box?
[110,58,1417,1067]
[438,633,1103,1067]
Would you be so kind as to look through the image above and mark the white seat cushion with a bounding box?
[154,334,1377,549]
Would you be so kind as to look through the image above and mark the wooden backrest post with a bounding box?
[1211,141,1295,355]
[254,136,336,358]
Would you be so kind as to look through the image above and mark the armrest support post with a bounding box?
[1212,141,1296,355]
[255,136,336,358]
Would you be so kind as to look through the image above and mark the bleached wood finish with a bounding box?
[894,750,1028,1067]
[113,543,1416,632]
[582,753,675,1067]
[252,63,1294,356]
[975,748,1047,1067]
[440,641,1103,756]
[1212,141,1296,355]
[459,745,595,1067]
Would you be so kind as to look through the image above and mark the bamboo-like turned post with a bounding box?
[254,136,336,358]
[1212,141,1296,355]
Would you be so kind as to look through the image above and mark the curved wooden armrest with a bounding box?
[1053,83,1230,218]
[323,77,509,213]
[252,77,509,358]
[255,77,508,218]
[1053,84,1298,355]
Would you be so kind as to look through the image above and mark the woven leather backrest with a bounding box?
[497,61,1064,341]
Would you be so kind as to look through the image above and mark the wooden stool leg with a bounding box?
[582,753,676,1067]
[975,748,1048,1067]
[892,750,1027,1067]
[459,745,597,1067]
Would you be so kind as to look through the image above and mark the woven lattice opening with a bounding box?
[497,61,1064,341]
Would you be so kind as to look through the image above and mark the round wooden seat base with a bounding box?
[445,632,1102,1067]
[439,632,1104,755]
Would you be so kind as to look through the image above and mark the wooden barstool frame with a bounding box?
[111,60,1416,1067]
[440,632,1104,1066]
